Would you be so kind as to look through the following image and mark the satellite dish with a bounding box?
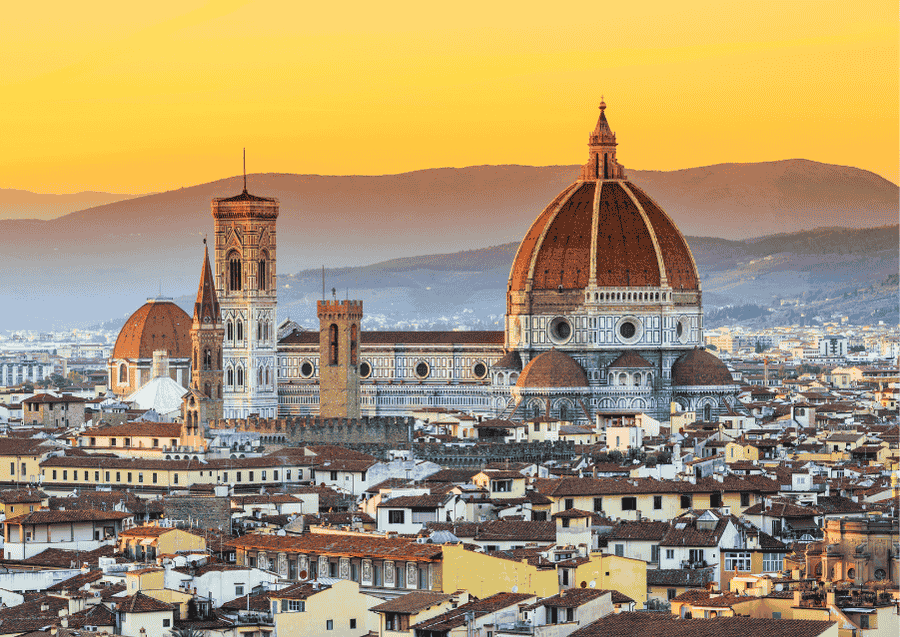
[511,586,518,593]
[589,580,596,588]
[580,581,587,588]
[299,570,308,580]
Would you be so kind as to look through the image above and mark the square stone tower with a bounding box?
[317,298,362,418]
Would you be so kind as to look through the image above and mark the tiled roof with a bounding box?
[370,591,454,614]
[551,508,595,519]
[220,591,278,612]
[23,393,87,404]
[493,350,523,371]
[568,612,835,637]
[743,500,821,518]
[19,544,122,568]
[112,299,191,359]
[378,494,447,509]
[0,488,48,503]
[672,348,735,387]
[269,581,324,600]
[659,514,730,548]
[526,588,610,609]
[425,468,481,483]
[280,330,504,345]
[4,508,131,525]
[116,592,175,613]
[227,531,443,561]
[608,352,653,369]
[412,592,535,632]
[425,520,556,542]
[607,520,670,541]
[46,569,103,592]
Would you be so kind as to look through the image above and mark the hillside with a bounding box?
[0,160,895,330]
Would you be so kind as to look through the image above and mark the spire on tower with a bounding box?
[193,241,221,324]
[243,148,247,194]
[580,98,625,181]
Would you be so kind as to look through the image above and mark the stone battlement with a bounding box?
[208,415,411,446]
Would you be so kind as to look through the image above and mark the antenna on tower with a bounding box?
[321,266,325,301]
[242,148,247,193]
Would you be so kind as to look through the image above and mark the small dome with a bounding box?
[671,348,734,386]
[608,352,653,369]
[516,349,588,389]
[113,298,191,360]
[493,350,523,371]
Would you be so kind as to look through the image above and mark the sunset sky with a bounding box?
[2,0,897,194]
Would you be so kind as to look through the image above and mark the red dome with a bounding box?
[516,349,588,389]
[113,299,192,359]
[509,180,699,293]
[672,348,734,386]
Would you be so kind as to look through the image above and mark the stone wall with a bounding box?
[163,496,231,531]
[208,415,413,447]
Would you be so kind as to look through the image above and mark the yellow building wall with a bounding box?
[0,453,44,484]
[158,529,207,554]
[145,588,193,621]
[725,443,759,462]
[274,580,380,637]
[441,544,558,598]
[126,569,165,594]
[574,554,647,609]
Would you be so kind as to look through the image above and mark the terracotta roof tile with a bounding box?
[569,612,835,637]
[227,531,443,561]
[412,592,535,632]
[370,591,454,614]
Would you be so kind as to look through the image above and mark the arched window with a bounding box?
[704,404,712,421]
[618,373,627,386]
[118,363,128,384]
[265,368,271,385]
[204,348,212,370]
[217,383,222,398]
[646,373,653,386]
[226,320,233,341]
[257,320,262,341]
[237,320,243,341]
[258,367,263,384]
[204,382,211,397]
[228,251,242,292]
[217,348,222,369]
[237,367,244,387]
[258,257,267,291]
[350,324,358,365]
[329,324,339,365]
[226,368,234,387]
[559,403,568,420]
[532,403,540,419]
[634,372,642,386]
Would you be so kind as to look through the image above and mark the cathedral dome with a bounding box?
[508,103,698,295]
[671,348,734,386]
[516,349,588,388]
[112,298,192,360]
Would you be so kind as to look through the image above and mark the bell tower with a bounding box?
[212,177,279,419]
[317,297,362,419]
[187,241,224,426]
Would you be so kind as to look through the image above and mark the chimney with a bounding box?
[826,591,835,606]
[60,617,69,628]
[793,590,802,606]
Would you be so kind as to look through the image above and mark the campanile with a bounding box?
[211,184,279,419]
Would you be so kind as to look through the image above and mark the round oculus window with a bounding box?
[473,362,487,379]
[299,361,314,378]
[415,361,430,379]
[549,317,573,344]
[615,317,643,344]
[359,361,372,378]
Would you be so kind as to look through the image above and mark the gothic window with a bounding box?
[329,324,339,365]
[193,350,198,370]
[258,256,267,291]
[559,403,568,420]
[257,320,263,341]
[228,251,242,292]
[265,368,271,385]
[704,404,712,421]
[118,363,127,384]
[237,367,244,387]
[237,320,243,341]
[204,348,212,370]
[350,324,358,365]
[217,348,222,369]
[634,372,642,385]
[258,367,263,385]
[226,368,234,387]
[217,383,222,399]
[226,320,233,341]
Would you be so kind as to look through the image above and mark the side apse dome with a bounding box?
[672,348,735,386]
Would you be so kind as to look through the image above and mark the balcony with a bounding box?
[234,611,273,626]
[496,620,534,635]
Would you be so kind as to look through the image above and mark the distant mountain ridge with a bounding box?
[0,189,145,221]
[0,159,895,330]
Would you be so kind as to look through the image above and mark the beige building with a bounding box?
[271,579,381,637]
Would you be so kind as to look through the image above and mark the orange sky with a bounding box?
[2,1,897,193]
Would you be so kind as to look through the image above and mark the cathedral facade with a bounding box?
[110,103,738,424]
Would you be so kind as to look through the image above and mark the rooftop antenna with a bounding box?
[322,266,325,301]
[243,148,247,193]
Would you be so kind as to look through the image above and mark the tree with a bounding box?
[607,449,624,464]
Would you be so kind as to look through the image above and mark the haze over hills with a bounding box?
[0,189,145,221]
[0,159,895,331]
